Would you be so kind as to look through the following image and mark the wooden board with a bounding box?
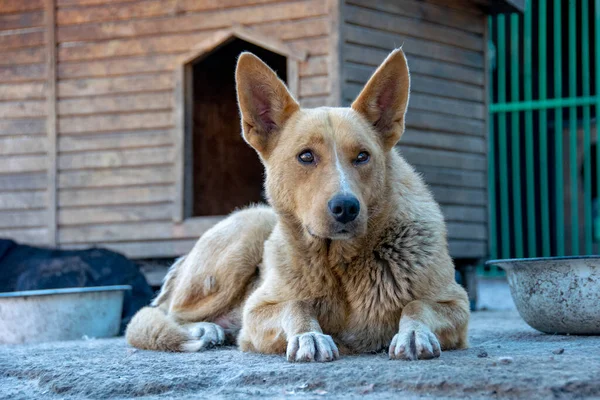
[0,47,45,65]
[0,63,47,84]
[0,154,46,173]
[344,4,483,52]
[441,205,487,223]
[58,203,172,225]
[344,24,483,69]
[0,209,46,229]
[299,76,330,97]
[58,111,173,134]
[416,166,486,189]
[0,100,46,118]
[58,185,173,207]
[345,0,484,34]
[58,146,173,170]
[58,129,172,152]
[0,82,46,101]
[449,239,487,259]
[57,1,327,42]
[0,0,44,14]
[58,216,224,243]
[447,222,487,240]
[401,129,485,154]
[58,73,173,97]
[0,135,47,155]
[405,109,485,137]
[57,54,179,79]
[344,44,484,86]
[0,29,45,50]
[0,190,46,210]
[344,84,485,119]
[344,63,483,102]
[299,95,329,109]
[0,10,44,31]
[56,0,178,25]
[429,185,486,206]
[0,173,46,190]
[0,227,48,244]
[64,238,198,259]
[58,165,173,188]
[58,92,172,115]
[299,55,328,77]
[399,146,486,171]
[57,32,213,61]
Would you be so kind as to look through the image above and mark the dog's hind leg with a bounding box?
[126,206,277,351]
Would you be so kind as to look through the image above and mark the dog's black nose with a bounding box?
[328,194,360,224]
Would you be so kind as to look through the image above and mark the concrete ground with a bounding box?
[476,278,516,311]
[1,311,599,400]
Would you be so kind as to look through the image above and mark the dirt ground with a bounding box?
[1,311,599,399]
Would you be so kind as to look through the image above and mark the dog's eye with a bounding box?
[355,151,370,164]
[298,150,315,164]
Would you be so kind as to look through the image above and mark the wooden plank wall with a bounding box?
[340,0,488,259]
[0,0,49,245]
[51,0,334,258]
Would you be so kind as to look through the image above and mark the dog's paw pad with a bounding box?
[185,322,225,350]
[286,332,339,363]
[389,325,441,361]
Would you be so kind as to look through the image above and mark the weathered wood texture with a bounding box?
[50,0,333,255]
[0,1,49,245]
[340,0,488,258]
[0,0,490,260]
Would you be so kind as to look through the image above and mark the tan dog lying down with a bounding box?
[126,49,470,362]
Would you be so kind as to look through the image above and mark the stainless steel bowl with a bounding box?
[487,256,600,335]
[0,285,131,344]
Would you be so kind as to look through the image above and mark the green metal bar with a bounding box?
[510,14,523,258]
[539,0,551,256]
[497,14,511,258]
[569,0,579,255]
[582,0,593,254]
[490,96,598,113]
[487,16,497,260]
[524,2,536,257]
[554,0,565,256]
[596,0,600,246]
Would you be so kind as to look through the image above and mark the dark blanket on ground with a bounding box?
[0,239,154,332]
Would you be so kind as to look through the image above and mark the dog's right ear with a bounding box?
[236,52,299,156]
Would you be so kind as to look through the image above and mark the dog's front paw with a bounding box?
[286,332,339,362]
[389,324,441,361]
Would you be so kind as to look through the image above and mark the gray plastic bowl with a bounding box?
[487,256,600,334]
[0,285,131,344]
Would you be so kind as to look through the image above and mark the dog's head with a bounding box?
[236,49,410,240]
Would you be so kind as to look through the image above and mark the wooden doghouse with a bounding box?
[0,0,522,268]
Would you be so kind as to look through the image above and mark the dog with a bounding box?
[126,48,470,362]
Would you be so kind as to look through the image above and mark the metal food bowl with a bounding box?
[487,256,600,335]
[0,285,131,344]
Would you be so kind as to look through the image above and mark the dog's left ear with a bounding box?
[351,49,410,150]
[236,52,299,157]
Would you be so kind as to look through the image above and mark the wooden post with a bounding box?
[173,64,186,222]
[45,0,58,246]
[328,0,342,106]
[287,59,299,99]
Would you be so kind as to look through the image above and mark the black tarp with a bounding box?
[0,239,154,333]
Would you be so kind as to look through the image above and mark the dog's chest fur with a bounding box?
[310,218,437,353]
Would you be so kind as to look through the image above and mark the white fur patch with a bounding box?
[334,143,351,194]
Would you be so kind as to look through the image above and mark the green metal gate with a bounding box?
[488,0,600,267]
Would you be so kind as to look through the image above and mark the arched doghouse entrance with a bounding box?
[173,28,304,221]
